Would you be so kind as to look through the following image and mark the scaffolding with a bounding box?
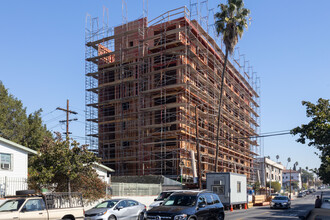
[85,5,260,183]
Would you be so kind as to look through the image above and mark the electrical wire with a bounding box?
[44,114,66,123]
[41,109,57,118]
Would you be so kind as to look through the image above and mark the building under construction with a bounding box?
[85,6,260,183]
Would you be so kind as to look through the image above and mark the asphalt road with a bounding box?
[225,191,325,220]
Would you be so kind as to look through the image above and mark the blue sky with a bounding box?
[0,0,329,171]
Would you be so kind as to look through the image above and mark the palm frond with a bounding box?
[214,0,251,54]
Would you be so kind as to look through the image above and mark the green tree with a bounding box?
[253,181,260,193]
[28,133,106,201]
[0,81,51,150]
[291,98,330,184]
[214,0,250,171]
[266,181,281,193]
[0,81,28,143]
[302,183,308,190]
[23,110,52,150]
[291,181,299,190]
[301,169,314,184]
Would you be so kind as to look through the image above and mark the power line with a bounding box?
[44,114,66,123]
[49,123,61,130]
[70,106,86,113]
[198,131,291,142]
[41,109,57,118]
[259,130,291,135]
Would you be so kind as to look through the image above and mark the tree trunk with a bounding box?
[68,177,72,207]
[68,178,71,194]
[215,49,229,172]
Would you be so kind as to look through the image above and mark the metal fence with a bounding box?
[110,182,162,196]
[0,176,28,198]
[44,192,84,209]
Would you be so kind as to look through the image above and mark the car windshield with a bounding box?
[94,200,119,209]
[163,195,196,206]
[323,197,330,203]
[155,192,173,201]
[273,197,288,200]
[0,199,26,212]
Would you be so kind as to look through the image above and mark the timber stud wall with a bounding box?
[85,7,259,183]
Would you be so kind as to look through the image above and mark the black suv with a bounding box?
[146,191,225,220]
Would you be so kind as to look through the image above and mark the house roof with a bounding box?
[256,157,285,170]
[0,137,37,155]
[93,162,115,172]
[283,169,301,174]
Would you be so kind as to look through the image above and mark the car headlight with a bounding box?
[271,202,274,205]
[174,214,188,220]
[97,210,107,216]
[282,202,287,205]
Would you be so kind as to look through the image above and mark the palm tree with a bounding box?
[276,155,279,162]
[286,157,291,169]
[293,161,298,171]
[214,0,250,172]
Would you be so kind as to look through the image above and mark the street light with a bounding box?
[179,161,185,184]
[287,157,292,198]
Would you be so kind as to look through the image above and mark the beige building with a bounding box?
[256,157,285,187]
[282,169,302,189]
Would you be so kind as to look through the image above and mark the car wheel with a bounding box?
[137,212,144,220]
[187,217,196,220]
[217,213,224,220]
[109,215,116,220]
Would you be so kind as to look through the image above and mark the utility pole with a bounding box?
[56,99,78,141]
[264,157,267,197]
[289,168,292,199]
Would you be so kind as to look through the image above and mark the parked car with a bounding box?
[85,199,146,220]
[321,196,330,209]
[149,190,184,208]
[0,190,84,220]
[270,196,291,209]
[146,191,225,220]
[298,192,304,198]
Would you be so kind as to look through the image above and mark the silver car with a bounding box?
[270,196,291,209]
[85,199,146,220]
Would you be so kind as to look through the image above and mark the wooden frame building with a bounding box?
[85,7,260,183]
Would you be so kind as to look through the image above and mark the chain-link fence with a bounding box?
[0,176,28,198]
[110,182,162,196]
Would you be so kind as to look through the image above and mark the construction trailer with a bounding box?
[206,172,247,208]
[85,6,260,183]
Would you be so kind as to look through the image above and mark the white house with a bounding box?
[282,169,302,190]
[0,137,37,197]
[255,157,285,187]
[92,162,114,185]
